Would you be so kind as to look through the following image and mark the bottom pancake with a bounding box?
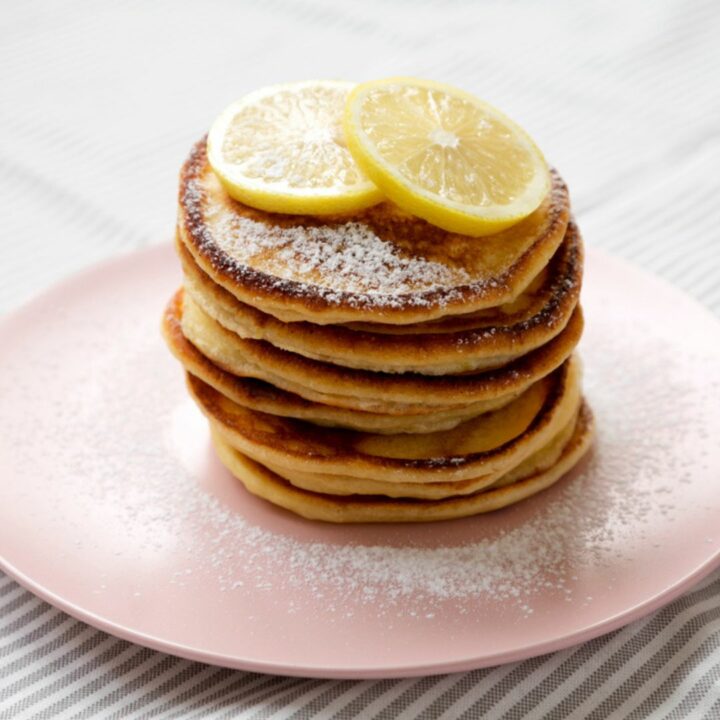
[261,408,580,499]
[210,401,594,523]
[189,356,581,484]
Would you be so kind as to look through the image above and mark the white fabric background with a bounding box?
[1,1,719,717]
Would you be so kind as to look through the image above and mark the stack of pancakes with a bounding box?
[162,140,594,522]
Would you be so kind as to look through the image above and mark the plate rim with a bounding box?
[2,551,720,679]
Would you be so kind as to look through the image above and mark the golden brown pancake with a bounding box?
[177,138,570,325]
[179,221,582,374]
[186,355,581,483]
[161,293,524,433]
[264,410,579,499]
[179,288,583,412]
[209,401,594,523]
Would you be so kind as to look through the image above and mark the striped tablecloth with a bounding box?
[2,1,719,717]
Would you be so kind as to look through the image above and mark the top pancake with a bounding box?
[178,139,571,325]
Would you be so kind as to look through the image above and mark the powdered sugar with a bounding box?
[205,204,472,303]
[1,247,719,634]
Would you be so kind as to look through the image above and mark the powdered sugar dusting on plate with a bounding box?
[2,260,719,623]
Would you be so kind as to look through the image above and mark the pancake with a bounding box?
[179,220,582,374]
[161,294,523,433]
[177,138,570,325]
[186,355,582,483]
[209,401,594,523]
[264,410,579,499]
[179,289,583,413]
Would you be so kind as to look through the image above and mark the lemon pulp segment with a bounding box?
[207,80,383,215]
[344,77,551,236]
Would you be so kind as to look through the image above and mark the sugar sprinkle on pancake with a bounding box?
[178,220,582,374]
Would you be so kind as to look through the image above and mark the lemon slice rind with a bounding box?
[207,80,383,216]
[344,77,551,236]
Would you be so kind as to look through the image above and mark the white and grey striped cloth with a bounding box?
[1,1,719,717]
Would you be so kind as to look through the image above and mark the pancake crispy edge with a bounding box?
[187,355,582,483]
[210,401,594,523]
[264,409,580,499]
[179,221,582,374]
[161,294,524,433]
[179,288,583,411]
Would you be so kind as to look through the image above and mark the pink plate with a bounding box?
[1,244,719,679]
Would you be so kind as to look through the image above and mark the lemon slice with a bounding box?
[344,77,551,236]
[207,80,383,215]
